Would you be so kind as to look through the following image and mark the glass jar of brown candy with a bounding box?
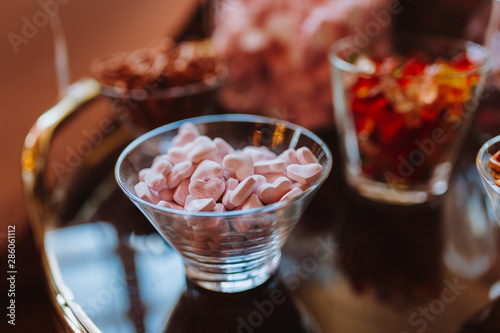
[91,38,227,134]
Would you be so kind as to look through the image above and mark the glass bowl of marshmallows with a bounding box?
[115,114,332,292]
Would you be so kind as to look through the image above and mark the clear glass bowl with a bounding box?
[115,114,332,292]
[477,135,500,222]
[330,34,490,204]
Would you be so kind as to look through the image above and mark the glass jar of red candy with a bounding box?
[331,34,491,204]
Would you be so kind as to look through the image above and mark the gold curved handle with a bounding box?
[21,78,102,333]
[22,78,101,232]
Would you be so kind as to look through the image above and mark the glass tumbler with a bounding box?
[115,114,332,292]
[330,34,490,204]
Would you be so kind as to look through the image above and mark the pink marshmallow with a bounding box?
[279,187,303,202]
[144,171,166,192]
[293,181,311,192]
[209,219,230,242]
[224,169,235,180]
[257,176,293,204]
[231,218,250,233]
[178,122,200,136]
[242,193,264,210]
[250,174,267,194]
[222,153,254,181]
[143,159,173,191]
[214,202,226,213]
[158,200,184,210]
[133,121,326,217]
[171,221,194,241]
[287,163,323,184]
[185,194,194,208]
[296,147,319,164]
[222,178,239,210]
[167,142,194,163]
[186,198,218,228]
[167,161,195,188]
[191,160,225,181]
[173,179,190,206]
[214,137,235,159]
[134,181,159,204]
[210,224,230,242]
[186,198,217,212]
[254,158,286,174]
[278,149,300,165]
[193,222,223,241]
[264,173,286,183]
[152,158,173,175]
[138,168,151,182]
[242,146,277,162]
[229,176,259,207]
[157,187,175,202]
[203,150,223,164]
[173,122,200,147]
[152,154,172,166]
[226,178,239,191]
[188,136,217,163]
[189,178,226,202]
[192,218,221,241]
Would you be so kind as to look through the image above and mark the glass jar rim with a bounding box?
[329,33,491,80]
[99,64,228,100]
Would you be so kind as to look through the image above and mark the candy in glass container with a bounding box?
[331,34,490,204]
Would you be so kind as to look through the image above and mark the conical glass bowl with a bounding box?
[115,114,332,292]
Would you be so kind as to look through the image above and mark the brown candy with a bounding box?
[489,150,500,176]
[91,38,226,132]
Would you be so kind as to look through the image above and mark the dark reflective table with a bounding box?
[22,79,500,333]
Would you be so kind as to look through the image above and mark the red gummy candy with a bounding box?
[353,77,380,99]
[451,53,474,71]
[375,107,404,144]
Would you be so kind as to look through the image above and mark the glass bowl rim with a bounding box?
[477,135,500,196]
[115,113,333,218]
[98,64,228,100]
[329,32,491,79]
